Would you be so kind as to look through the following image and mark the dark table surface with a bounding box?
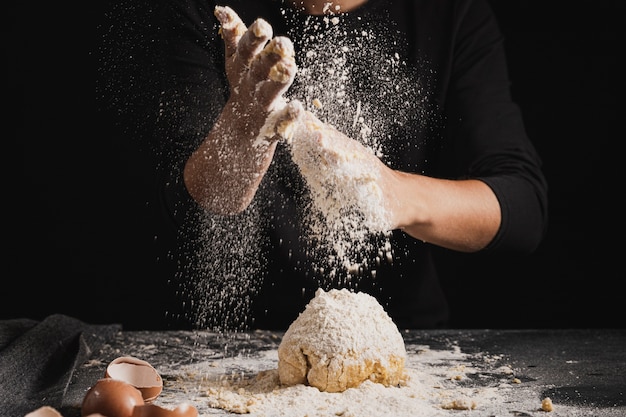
[53,328,625,417]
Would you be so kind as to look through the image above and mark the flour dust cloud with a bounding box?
[92,3,439,331]
[277,7,433,282]
[182,6,437,331]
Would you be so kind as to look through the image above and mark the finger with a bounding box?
[236,18,273,68]
[249,36,295,79]
[257,100,304,144]
[274,100,305,142]
[255,60,297,107]
[250,37,297,107]
[214,6,247,58]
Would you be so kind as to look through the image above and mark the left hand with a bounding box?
[272,101,397,231]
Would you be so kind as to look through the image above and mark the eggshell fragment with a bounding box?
[131,403,199,417]
[105,356,163,402]
[81,378,144,417]
[24,406,63,417]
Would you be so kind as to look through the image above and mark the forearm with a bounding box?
[183,102,277,214]
[385,169,501,252]
[283,110,501,253]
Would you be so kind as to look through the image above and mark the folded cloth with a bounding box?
[0,314,121,417]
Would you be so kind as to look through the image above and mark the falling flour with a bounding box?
[262,99,393,275]
[177,5,437,330]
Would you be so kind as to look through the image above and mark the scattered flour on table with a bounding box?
[155,290,517,416]
[160,341,510,417]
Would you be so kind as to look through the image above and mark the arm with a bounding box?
[384,0,547,254]
[278,0,544,255]
[282,105,500,253]
[381,170,500,252]
[183,6,297,214]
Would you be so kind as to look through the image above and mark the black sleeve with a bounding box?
[443,0,548,254]
[155,0,228,227]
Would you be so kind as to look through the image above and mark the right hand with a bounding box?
[183,6,298,214]
[215,5,296,116]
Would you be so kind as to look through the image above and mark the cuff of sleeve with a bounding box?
[478,175,547,254]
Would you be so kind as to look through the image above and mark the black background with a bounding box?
[6,1,624,330]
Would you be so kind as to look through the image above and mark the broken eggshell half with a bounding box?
[105,356,163,402]
[24,406,64,417]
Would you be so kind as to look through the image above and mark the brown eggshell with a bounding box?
[24,406,63,417]
[131,403,199,417]
[105,356,163,402]
[81,378,145,417]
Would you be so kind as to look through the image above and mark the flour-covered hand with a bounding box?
[215,5,296,113]
[183,6,298,214]
[279,104,397,232]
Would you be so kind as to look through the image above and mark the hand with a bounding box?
[271,101,395,231]
[183,6,297,214]
[270,103,501,252]
[215,5,296,115]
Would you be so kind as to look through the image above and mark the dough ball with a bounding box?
[277,288,407,392]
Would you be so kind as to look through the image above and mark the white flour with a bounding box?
[283,12,394,279]
[283,105,393,275]
[277,289,405,392]
[181,5,437,330]
[152,290,521,416]
[158,341,514,417]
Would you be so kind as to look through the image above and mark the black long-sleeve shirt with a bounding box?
[157,0,548,330]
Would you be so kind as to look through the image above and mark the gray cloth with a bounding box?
[0,314,121,417]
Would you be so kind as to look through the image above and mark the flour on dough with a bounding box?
[277,288,407,392]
